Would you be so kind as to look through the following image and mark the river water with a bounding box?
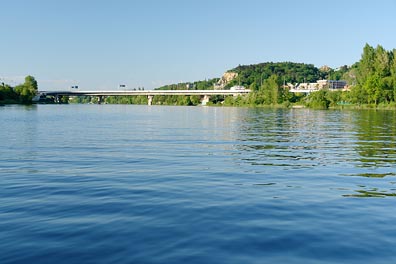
[1,104,396,263]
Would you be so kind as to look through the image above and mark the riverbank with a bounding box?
[329,103,396,110]
[60,99,396,110]
[0,99,21,105]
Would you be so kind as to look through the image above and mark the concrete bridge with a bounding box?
[38,89,251,105]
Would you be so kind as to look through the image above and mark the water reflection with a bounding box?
[343,172,396,178]
[342,110,396,197]
[343,188,396,198]
[353,110,396,168]
[236,108,396,170]
[233,108,396,198]
[236,108,360,169]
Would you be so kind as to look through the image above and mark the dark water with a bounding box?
[1,104,396,264]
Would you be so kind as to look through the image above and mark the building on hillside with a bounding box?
[328,80,347,90]
[289,80,348,93]
[317,80,327,88]
[294,82,320,91]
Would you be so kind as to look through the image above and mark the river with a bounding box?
[1,104,396,263]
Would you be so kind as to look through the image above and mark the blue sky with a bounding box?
[1,0,396,90]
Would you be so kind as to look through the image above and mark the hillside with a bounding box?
[225,62,327,90]
[125,44,396,108]
[155,62,349,91]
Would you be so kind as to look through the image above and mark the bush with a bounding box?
[305,90,330,109]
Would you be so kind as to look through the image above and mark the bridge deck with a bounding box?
[39,89,251,96]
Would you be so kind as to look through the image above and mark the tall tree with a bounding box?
[14,75,38,103]
[374,45,391,78]
[391,49,396,101]
[260,74,281,105]
[358,43,376,83]
[24,75,38,91]
[353,44,395,105]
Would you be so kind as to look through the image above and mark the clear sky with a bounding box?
[1,0,396,90]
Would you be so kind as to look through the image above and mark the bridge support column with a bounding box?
[147,95,153,106]
[201,95,210,105]
[97,96,103,104]
[55,95,62,103]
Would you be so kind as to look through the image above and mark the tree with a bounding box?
[326,90,342,107]
[14,75,38,103]
[0,83,18,102]
[374,45,391,78]
[259,74,282,105]
[358,44,376,84]
[352,44,396,105]
[364,74,383,105]
[24,75,38,91]
[305,90,330,109]
[391,49,396,101]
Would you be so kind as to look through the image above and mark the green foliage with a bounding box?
[352,44,396,105]
[392,49,396,102]
[0,83,18,103]
[14,76,38,103]
[46,44,396,109]
[332,65,349,80]
[24,75,38,91]
[156,78,220,91]
[227,62,325,89]
[305,90,330,109]
[68,45,396,108]
[105,95,148,105]
[222,73,297,107]
[326,90,343,107]
[69,96,91,104]
[102,94,205,106]
[0,75,38,104]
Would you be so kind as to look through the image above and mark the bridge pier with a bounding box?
[147,95,153,106]
[54,95,62,103]
[97,96,104,104]
[201,95,210,105]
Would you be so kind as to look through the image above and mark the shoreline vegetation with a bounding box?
[2,44,396,110]
[0,76,38,105]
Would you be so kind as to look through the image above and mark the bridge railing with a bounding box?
[39,89,251,96]
[38,89,251,105]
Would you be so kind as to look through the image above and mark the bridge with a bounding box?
[38,89,251,105]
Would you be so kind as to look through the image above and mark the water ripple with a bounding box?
[1,105,396,263]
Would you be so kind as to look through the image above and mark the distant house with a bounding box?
[290,80,348,93]
[328,80,347,90]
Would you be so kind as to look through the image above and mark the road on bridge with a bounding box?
[37,89,251,105]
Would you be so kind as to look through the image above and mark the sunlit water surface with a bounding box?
[1,104,396,263]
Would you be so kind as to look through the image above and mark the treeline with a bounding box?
[228,62,326,90]
[218,62,350,108]
[0,76,38,104]
[70,95,204,106]
[145,61,354,108]
[156,78,219,91]
[221,44,396,108]
[69,44,396,108]
[10,44,394,109]
[348,44,396,105]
